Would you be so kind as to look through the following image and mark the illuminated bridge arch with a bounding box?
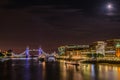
[25,47,44,58]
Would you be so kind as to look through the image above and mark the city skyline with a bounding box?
[0,0,120,53]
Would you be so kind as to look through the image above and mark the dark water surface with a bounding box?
[0,58,120,80]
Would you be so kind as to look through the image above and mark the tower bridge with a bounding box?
[10,46,58,59]
[11,47,48,58]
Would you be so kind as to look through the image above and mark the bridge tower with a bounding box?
[25,46,30,58]
[38,47,43,55]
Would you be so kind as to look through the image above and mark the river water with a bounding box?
[0,58,120,80]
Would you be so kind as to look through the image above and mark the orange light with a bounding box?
[116,48,120,57]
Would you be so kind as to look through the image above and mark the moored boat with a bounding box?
[46,56,56,62]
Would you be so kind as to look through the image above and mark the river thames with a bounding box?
[0,58,120,80]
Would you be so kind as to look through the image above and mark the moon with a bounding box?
[107,3,113,10]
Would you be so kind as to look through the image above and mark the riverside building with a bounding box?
[58,45,89,59]
[58,39,120,58]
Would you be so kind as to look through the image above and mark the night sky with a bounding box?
[0,0,120,53]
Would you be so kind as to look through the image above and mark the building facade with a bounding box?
[106,39,120,56]
[58,45,89,57]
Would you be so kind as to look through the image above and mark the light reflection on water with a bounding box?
[0,59,120,80]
